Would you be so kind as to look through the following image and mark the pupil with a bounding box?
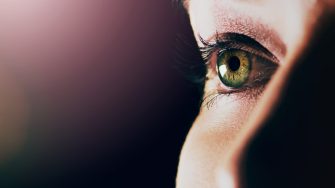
[228,56,240,71]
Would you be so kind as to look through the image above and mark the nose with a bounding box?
[216,9,335,188]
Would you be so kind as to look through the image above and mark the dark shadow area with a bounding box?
[240,10,335,188]
[0,1,203,187]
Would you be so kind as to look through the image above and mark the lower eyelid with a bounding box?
[201,85,266,109]
[205,63,274,100]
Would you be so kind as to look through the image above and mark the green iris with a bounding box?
[217,50,251,88]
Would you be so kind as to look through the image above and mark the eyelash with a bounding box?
[198,32,279,108]
[199,32,279,64]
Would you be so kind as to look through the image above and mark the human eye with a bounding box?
[200,33,279,106]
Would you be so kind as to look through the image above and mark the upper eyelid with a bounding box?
[198,32,280,64]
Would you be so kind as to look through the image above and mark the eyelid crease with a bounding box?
[210,10,287,60]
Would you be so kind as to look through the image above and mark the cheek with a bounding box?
[177,97,258,188]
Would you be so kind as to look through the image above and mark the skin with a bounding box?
[177,0,334,187]
[0,0,333,186]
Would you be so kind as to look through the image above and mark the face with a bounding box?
[177,0,334,187]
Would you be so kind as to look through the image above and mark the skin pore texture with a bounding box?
[176,0,329,187]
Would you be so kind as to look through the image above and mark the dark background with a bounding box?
[0,0,203,187]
